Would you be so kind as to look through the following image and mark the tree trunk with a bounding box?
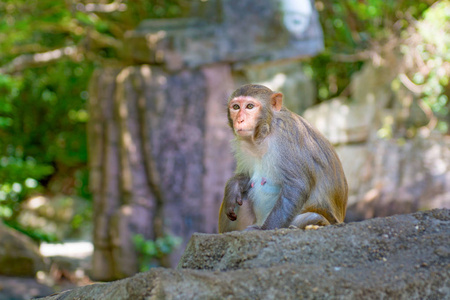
[88,64,234,280]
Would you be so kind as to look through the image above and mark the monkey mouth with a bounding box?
[235,129,253,136]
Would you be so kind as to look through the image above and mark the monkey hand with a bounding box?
[226,207,238,221]
[224,194,243,221]
[223,174,251,221]
[244,224,262,231]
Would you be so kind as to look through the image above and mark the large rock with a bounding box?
[350,62,396,110]
[17,195,92,241]
[124,0,323,70]
[89,64,238,278]
[334,144,370,206]
[303,97,375,144]
[89,65,213,278]
[236,60,315,115]
[38,209,449,299]
[348,134,450,221]
[303,59,450,220]
[0,223,48,277]
[0,276,53,300]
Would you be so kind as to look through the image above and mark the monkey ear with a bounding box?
[270,93,283,112]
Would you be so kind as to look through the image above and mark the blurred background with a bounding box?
[0,0,449,298]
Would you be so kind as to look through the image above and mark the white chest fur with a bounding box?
[249,169,281,225]
[233,138,281,225]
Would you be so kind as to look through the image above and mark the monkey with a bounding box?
[218,84,348,233]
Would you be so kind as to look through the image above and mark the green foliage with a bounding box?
[0,1,75,62]
[133,234,182,272]
[413,1,450,132]
[3,219,59,243]
[0,59,93,222]
[306,0,449,136]
[0,0,186,242]
[0,157,53,218]
[309,0,436,101]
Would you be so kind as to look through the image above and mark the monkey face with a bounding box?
[228,96,262,138]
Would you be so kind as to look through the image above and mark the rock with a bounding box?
[348,134,450,221]
[37,209,449,299]
[334,144,370,206]
[0,276,53,300]
[202,65,236,235]
[303,97,375,144]
[89,65,226,279]
[17,195,92,241]
[123,0,323,70]
[0,223,48,277]
[350,62,395,109]
[236,60,315,115]
[303,61,450,219]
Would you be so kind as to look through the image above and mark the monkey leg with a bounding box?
[218,199,255,233]
[290,212,331,230]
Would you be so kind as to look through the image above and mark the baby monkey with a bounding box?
[218,84,348,232]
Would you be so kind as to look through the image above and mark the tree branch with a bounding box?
[76,0,127,13]
[330,51,372,62]
[0,46,79,74]
[398,73,424,94]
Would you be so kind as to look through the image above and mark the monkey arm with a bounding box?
[219,173,255,233]
[257,124,315,230]
[222,174,251,221]
[259,180,310,230]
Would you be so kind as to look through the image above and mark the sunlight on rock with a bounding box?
[122,205,133,216]
[40,241,93,259]
[157,75,167,85]
[140,65,151,78]
[36,270,46,281]
[261,73,287,91]
[281,0,312,37]
[145,31,167,47]
[304,98,374,145]
[26,196,47,210]
[116,68,131,85]
[424,144,447,176]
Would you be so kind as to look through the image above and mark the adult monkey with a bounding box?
[218,84,348,233]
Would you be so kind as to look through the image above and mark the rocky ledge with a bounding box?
[38,209,449,299]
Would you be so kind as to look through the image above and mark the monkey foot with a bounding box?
[288,225,299,230]
[244,225,262,231]
[305,225,321,230]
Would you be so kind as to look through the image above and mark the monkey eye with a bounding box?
[232,104,240,110]
[246,103,255,109]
